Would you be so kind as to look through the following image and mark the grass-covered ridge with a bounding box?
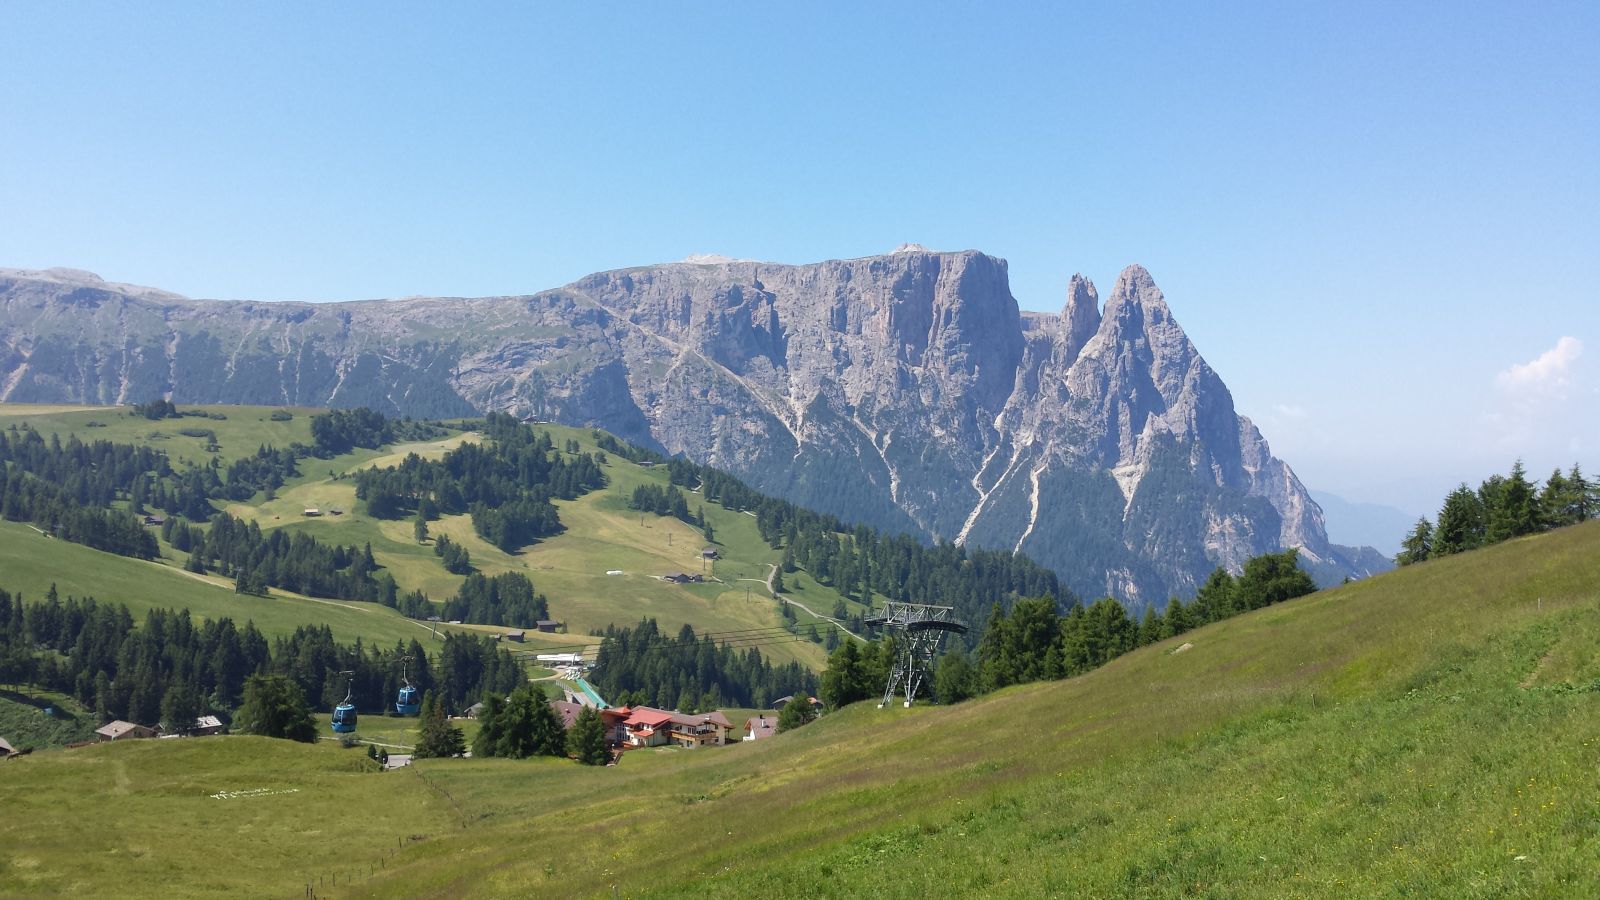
[4,520,1598,897]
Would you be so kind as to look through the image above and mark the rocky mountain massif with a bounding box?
[0,253,1388,604]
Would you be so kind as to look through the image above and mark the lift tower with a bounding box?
[864,601,969,708]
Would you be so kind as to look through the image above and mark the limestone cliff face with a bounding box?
[0,254,1379,602]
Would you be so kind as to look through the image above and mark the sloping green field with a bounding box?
[0,518,454,647]
[213,418,847,669]
[5,521,1598,897]
[0,403,854,665]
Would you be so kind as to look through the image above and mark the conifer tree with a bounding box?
[933,650,978,704]
[1434,484,1486,556]
[1191,568,1236,624]
[1397,518,1434,566]
[1159,597,1193,639]
[235,674,317,743]
[819,639,870,709]
[414,691,466,759]
[568,706,609,765]
[1137,606,1161,646]
[471,693,507,758]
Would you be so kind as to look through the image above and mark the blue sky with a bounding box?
[2,2,1596,515]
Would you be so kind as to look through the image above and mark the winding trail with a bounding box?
[755,564,869,644]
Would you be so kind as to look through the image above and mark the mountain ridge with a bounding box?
[0,250,1386,602]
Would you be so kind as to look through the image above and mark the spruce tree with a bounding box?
[414,691,466,759]
[1434,484,1486,556]
[933,650,978,704]
[1397,518,1434,566]
[1159,597,1193,639]
[471,693,507,758]
[235,674,317,743]
[568,706,609,765]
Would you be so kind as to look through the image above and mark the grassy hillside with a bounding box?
[209,417,850,669]
[0,518,460,647]
[0,403,858,665]
[4,520,1598,897]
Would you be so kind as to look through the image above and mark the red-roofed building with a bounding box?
[607,706,735,749]
[621,708,675,747]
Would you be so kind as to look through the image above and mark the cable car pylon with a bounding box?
[863,601,969,708]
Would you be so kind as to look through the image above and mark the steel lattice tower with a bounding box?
[864,601,969,708]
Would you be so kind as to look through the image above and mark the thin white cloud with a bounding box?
[1496,336,1582,392]
[1274,403,1308,420]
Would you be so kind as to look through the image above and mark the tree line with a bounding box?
[0,585,525,737]
[817,548,1318,710]
[590,618,817,712]
[1398,461,1594,565]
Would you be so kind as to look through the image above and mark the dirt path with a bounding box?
[758,564,868,644]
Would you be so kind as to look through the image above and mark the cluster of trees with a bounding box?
[470,683,565,758]
[413,691,467,758]
[0,426,165,558]
[216,445,300,501]
[1399,462,1595,565]
[440,572,548,627]
[1,466,159,558]
[432,533,472,574]
[0,585,527,737]
[309,408,395,455]
[168,513,397,602]
[307,407,448,457]
[470,683,610,765]
[627,483,696,524]
[818,549,1318,708]
[131,398,183,420]
[355,414,605,553]
[590,619,817,711]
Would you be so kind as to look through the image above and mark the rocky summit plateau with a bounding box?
[0,252,1388,603]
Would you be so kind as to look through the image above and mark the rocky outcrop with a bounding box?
[0,252,1383,603]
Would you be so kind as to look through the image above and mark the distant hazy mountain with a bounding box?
[0,251,1385,603]
[1309,490,1417,556]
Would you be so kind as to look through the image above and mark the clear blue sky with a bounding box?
[3,2,1596,514]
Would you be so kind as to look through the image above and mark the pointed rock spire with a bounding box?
[1062,274,1100,360]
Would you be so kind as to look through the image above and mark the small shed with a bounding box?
[302,508,322,517]
[534,619,559,633]
[463,702,486,719]
[502,629,526,643]
[192,715,225,736]
[142,514,166,526]
[701,548,721,559]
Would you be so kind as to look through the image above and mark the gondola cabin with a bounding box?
[331,701,358,733]
[395,685,420,716]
